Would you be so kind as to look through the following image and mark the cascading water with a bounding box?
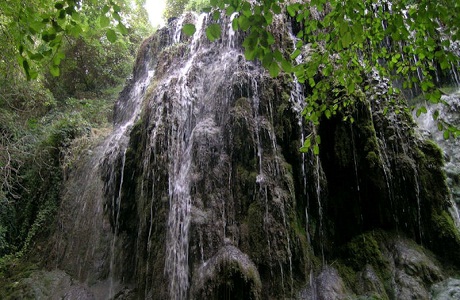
[108,148,127,298]
[49,37,155,297]
[39,7,460,300]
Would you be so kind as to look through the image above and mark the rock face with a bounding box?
[415,89,460,222]
[40,11,460,300]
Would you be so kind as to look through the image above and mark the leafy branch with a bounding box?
[182,0,460,151]
[2,0,131,79]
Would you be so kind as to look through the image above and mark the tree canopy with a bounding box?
[0,0,152,258]
[164,0,211,19]
[0,0,151,79]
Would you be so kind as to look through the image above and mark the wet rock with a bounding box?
[316,267,348,300]
[431,278,460,300]
[356,265,388,299]
[394,269,429,300]
[190,245,262,300]
[391,239,443,284]
[61,285,95,300]
[8,269,95,300]
[299,267,349,300]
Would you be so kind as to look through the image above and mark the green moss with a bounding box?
[0,256,39,298]
[416,141,447,202]
[419,140,444,166]
[234,97,251,111]
[336,232,395,299]
[335,262,359,291]
[289,213,319,284]
[366,151,381,169]
[431,210,460,266]
[360,123,379,154]
[246,201,266,263]
[342,231,389,277]
[194,257,262,300]
[235,165,257,214]
[334,125,353,167]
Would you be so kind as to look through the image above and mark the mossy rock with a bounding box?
[341,231,390,277]
[430,210,460,266]
[366,151,381,170]
[0,257,39,298]
[245,201,267,264]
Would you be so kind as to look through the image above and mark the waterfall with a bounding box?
[109,148,127,298]
[41,8,460,300]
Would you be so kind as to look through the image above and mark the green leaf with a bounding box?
[339,21,348,36]
[30,52,44,61]
[22,58,31,80]
[291,49,301,59]
[226,6,235,16]
[42,33,57,42]
[112,11,121,21]
[437,122,444,131]
[347,81,355,94]
[69,24,83,36]
[262,53,273,68]
[342,31,352,48]
[71,12,80,22]
[206,24,221,42]
[313,144,320,155]
[439,56,449,70]
[267,32,275,45]
[268,62,280,77]
[238,15,250,30]
[182,24,196,36]
[443,130,450,140]
[106,29,117,43]
[232,16,239,30]
[241,2,252,17]
[100,15,110,28]
[58,9,66,19]
[428,90,441,103]
[244,49,256,60]
[264,11,273,24]
[55,2,64,9]
[272,4,281,14]
[113,4,121,12]
[53,51,65,65]
[29,21,44,33]
[299,137,311,152]
[287,4,298,17]
[50,64,60,77]
[212,10,220,21]
[281,59,293,73]
[273,50,283,61]
[117,23,128,35]
[315,135,321,145]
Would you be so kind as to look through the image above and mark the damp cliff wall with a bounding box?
[42,10,460,300]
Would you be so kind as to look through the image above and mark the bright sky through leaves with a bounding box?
[144,0,166,27]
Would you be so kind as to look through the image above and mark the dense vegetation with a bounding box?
[0,0,152,268]
[164,0,211,19]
